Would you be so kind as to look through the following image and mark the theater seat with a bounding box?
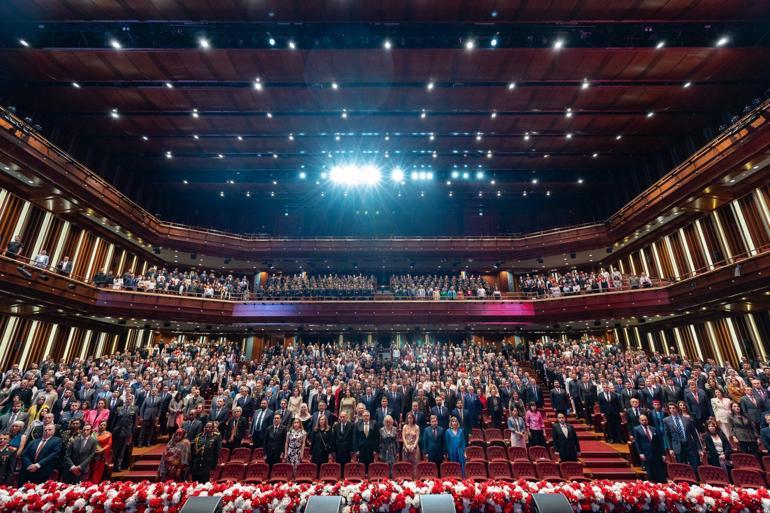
[319,463,341,482]
[243,462,269,484]
[508,446,528,461]
[217,462,246,483]
[367,462,390,481]
[528,445,550,462]
[731,469,767,489]
[666,463,697,484]
[486,446,507,461]
[512,460,537,480]
[465,461,488,482]
[488,460,513,481]
[465,446,485,461]
[229,447,252,463]
[217,448,230,466]
[536,461,565,482]
[697,465,729,486]
[440,461,463,479]
[343,462,366,482]
[559,461,591,482]
[392,462,414,481]
[294,462,317,483]
[416,462,438,479]
[269,463,294,483]
[731,453,761,470]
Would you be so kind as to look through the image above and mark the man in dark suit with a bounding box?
[111,395,137,472]
[353,410,379,470]
[662,402,703,472]
[451,399,472,441]
[550,382,570,417]
[684,382,710,432]
[105,391,123,431]
[640,381,662,410]
[386,385,403,424]
[0,403,29,434]
[625,397,648,434]
[375,397,393,428]
[190,421,221,483]
[407,402,426,429]
[274,399,292,427]
[208,397,229,434]
[619,382,639,409]
[430,396,450,430]
[551,413,581,462]
[598,384,624,443]
[740,386,763,431]
[310,401,333,432]
[19,424,62,484]
[525,383,544,409]
[578,376,597,423]
[234,387,255,421]
[62,423,97,483]
[251,399,272,448]
[662,378,681,405]
[633,414,666,483]
[223,406,248,449]
[421,415,445,468]
[360,387,377,417]
[52,389,74,423]
[331,411,354,467]
[264,413,287,467]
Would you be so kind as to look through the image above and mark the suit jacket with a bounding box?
[374,407,393,428]
[648,409,666,431]
[139,394,161,420]
[359,394,377,416]
[183,396,205,416]
[111,405,137,438]
[704,431,733,467]
[20,436,63,483]
[619,388,640,409]
[663,386,682,404]
[550,389,570,412]
[739,395,762,426]
[223,416,248,445]
[251,408,273,438]
[662,415,702,454]
[684,390,710,421]
[551,422,580,460]
[759,426,770,452]
[625,407,649,432]
[430,405,450,430]
[421,425,445,460]
[578,382,597,404]
[208,405,230,431]
[353,420,379,462]
[598,392,622,417]
[640,387,662,409]
[0,411,28,433]
[525,385,544,407]
[263,425,287,461]
[386,391,404,420]
[632,424,664,459]
[331,421,354,458]
[64,435,97,481]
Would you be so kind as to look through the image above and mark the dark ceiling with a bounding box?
[0,1,769,237]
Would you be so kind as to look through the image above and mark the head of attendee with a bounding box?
[317,415,329,432]
[557,412,568,426]
[291,417,303,433]
[448,416,459,432]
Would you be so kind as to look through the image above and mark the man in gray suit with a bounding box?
[63,423,96,483]
[0,403,29,434]
[662,402,702,472]
[138,388,160,446]
[740,385,763,432]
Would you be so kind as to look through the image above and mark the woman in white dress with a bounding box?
[710,388,733,437]
[507,408,527,448]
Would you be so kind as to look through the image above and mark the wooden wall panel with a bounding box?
[739,195,770,248]
[0,195,27,254]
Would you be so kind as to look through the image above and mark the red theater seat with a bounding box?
[440,461,463,479]
[343,462,366,482]
[508,446,528,461]
[392,462,414,481]
[269,463,294,483]
[416,462,438,479]
[486,446,507,461]
[488,460,513,481]
[528,445,550,462]
[294,462,317,483]
[367,462,391,481]
[512,460,537,480]
[697,465,730,486]
[217,462,246,482]
[319,463,341,483]
[731,453,761,470]
[536,461,565,482]
[731,469,767,489]
[559,461,591,482]
[229,447,252,463]
[466,446,485,461]
[216,448,230,466]
[465,461,488,481]
[667,463,697,484]
[243,462,269,484]
[484,429,505,446]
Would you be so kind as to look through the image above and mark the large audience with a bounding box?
[257,274,377,298]
[389,274,498,299]
[519,269,653,297]
[0,333,768,487]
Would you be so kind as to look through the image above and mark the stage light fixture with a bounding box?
[490,111,497,119]
[451,171,459,179]
[476,171,484,179]
[383,40,392,50]
[254,78,263,90]
[715,36,729,47]
[192,108,199,118]
[142,135,148,141]
[646,111,654,118]
[110,108,120,119]
[426,81,434,91]
[592,152,598,158]
[72,82,81,88]
[331,82,339,90]
[193,134,199,139]
[465,40,475,50]
[288,40,296,49]
[490,37,498,47]
[18,39,29,47]
[553,39,565,50]
[656,41,665,49]
[577,178,584,184]
[330,164,381,186]
[507,82,516,90]
[581,79,590,90]
[299,171,307,179]
[165,82,173,89]
[268,37,276,46]
[198,38,210,49]
[391,168,405,182]
[110,39,122,49]
[683,81,692,88]
[462,172,469,179]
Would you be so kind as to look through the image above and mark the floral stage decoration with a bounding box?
[0,479,768,513]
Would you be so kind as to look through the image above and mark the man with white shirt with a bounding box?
[551,412,580,461]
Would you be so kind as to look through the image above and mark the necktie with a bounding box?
[675,417,685,441]
[364,423,369,437]
[646,427,652,441]
[433,428,437,439]
[34,438,47,461]
[635,408,639,417]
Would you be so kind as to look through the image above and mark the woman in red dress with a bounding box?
[90,420,113,482]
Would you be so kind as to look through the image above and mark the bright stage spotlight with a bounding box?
[330,164,381,186]
[391,168,405,182]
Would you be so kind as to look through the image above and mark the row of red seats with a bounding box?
[668,463,768,489]
[211,460,591,484]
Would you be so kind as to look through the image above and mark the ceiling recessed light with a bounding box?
[565,133,573,139]
[546,190,551,196]
[581,79,590,90]
[565,107,573,118]
[193,134,199,139]
[254,78,263,90]
[182,180,188,184]
[523,132,531,141]
[218,153,224,159]
[331,82,339,90]
[577,178,584,184]
[192,108,199,118]
[288,133,294,141]
[110,39,122,49]
[18,39,30,47]
[507,81,516,90]
[266,112,273,118]
[420,110,427,119]
[72,82,81,88]
[592,152,598,158]
[341,110,348,119]
[531,178,538,184]
[288,40,296,50]
[646,111,654,118]
[165,151,173,159]
[616,134,623,140]
[273,153,278,159]
[383,39,392,50]
[656,41,665,49]
[198,37,210,49]
[237,136,243,141]
[465,40,475,50]
[165,82,173,89]
[110,108,120,119]
[476,133,483,141]
[553,39,565,50]
[429,133,435,141]
[490,38,498,47]
[715,36,729,47]
[141,135,148,141]
[683,81,692,88]
[426,81,435,91]
[268,37,276,46]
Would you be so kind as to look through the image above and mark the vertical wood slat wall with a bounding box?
[0,186,154,279]
[616,310,770,366]
[616,184,770,282]
[0,314,130,369]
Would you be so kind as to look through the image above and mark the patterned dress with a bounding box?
[286,429,306,468]
[379,427,399,472]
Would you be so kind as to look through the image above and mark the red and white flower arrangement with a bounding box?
[0,479,767,513]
